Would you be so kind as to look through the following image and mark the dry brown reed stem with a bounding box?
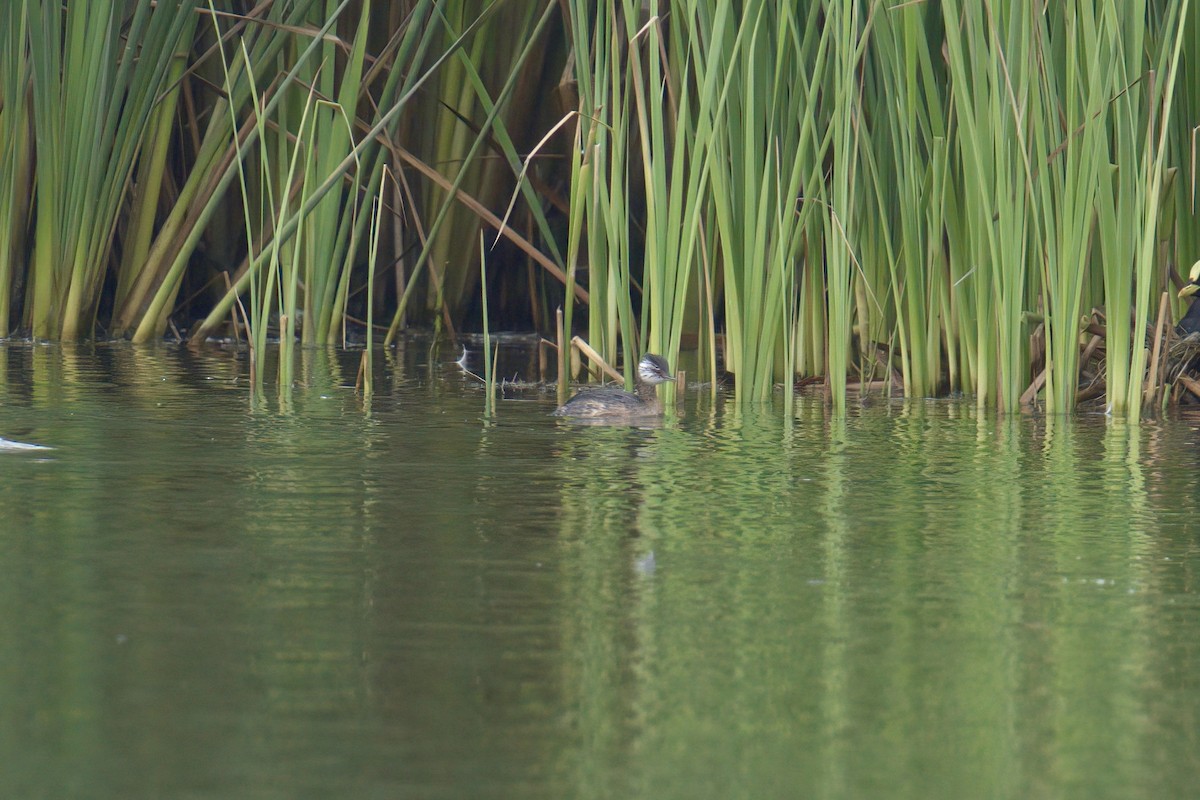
[570,336,623,383]
[1080,334,1103,365]
[1070,336,1108,406]
[1144,291,1171,411]
[1076,379,1107,404]
[1178,374,1200,401]
[1020,369,1047,408]
[1028,323,1046,378]
[393,145,587,304]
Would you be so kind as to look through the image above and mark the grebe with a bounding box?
[1179,260,1200,335]
[553,353,674,419]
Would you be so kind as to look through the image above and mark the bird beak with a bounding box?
[1180,283,1200,299]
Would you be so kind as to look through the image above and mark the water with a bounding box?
[1,340,1199,799]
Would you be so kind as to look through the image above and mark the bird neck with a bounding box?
[635,381,660,404]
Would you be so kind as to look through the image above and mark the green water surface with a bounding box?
[0,341,1198,799]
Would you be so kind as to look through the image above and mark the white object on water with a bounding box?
[0,437,52,451]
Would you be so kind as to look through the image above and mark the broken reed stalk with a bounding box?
[1021,369,1047,408]
[569,336,623,383]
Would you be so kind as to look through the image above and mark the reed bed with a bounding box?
[0,1,1198,417]
[562,0,1199,416]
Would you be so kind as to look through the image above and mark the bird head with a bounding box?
[1179,260,1200,299]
